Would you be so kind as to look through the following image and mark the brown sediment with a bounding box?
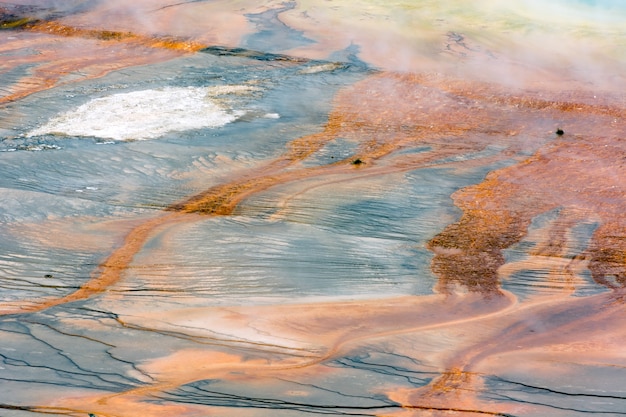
[588,221,626,290]
[393,120,626,412]
[168,72,503,215]
[2,3,624,416]
[2,64,625,416]
[428,189,539,296]
[429,133,626,296]
[3,70,625,315]
[0,71,511,314]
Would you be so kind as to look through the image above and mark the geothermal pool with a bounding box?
[0,1,625,416]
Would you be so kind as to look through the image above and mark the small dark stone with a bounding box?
[351,158,363,165]
[44,274,54,278]
[556,128,564,136]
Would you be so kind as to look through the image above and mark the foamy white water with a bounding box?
[28,86,248,141]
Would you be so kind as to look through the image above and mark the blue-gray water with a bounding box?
[1,2,625,416]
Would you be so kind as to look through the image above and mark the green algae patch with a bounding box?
[0,16,36,30]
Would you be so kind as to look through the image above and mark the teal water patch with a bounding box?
[242,1,315,53]
[0,50,369,204]
[483,368,626,416]
[501,209,606,300]
[115,160,514,305]
[299,137,361,167]
[119,215,428,303]
[159,359,405,413]
[0,50,369,305]
[566,0,626,8]
[0,238,98,303]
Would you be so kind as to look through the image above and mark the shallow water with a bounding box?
[1,1,625,416]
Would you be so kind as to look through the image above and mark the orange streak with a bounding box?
[1,68,624,416]
[23,21,206,52]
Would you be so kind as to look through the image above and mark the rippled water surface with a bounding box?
[1,1,625,416]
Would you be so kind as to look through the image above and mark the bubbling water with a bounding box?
[27,86,252,141]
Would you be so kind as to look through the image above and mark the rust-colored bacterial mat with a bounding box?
[0,1,625,416]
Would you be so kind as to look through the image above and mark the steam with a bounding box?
[279,0,626,90]
[10,0,624,91]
